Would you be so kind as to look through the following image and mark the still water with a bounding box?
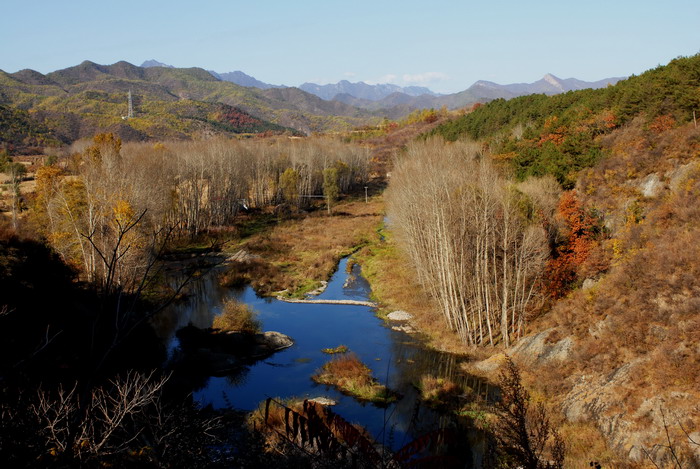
[154,257,493,459]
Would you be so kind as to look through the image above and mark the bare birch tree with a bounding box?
[387,139,550,346]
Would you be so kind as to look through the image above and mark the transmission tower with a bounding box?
[122,89,134,120]
[127,89,134,118]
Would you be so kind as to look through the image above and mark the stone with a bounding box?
[225,249,261,263]
[305,281,328,297]
[666,162,696,193]
[307,397,337,406]
[387,310,413,321]
[508,328,573,367]
[639,173,663,197]
[471,353,507,374]
[254,331,294,351]
[175,325,293,373]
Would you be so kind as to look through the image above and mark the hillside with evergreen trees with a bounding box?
[427,54,700,188]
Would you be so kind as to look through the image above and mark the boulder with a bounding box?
[387,310,413,321]
[251,331,294,356]
[307,397,337,406]
[508,327,574,367]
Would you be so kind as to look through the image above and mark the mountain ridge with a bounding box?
[0,59,629,151]
[299,80,438,101]
[137,59,623,112]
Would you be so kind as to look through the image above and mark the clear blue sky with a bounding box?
[2,0,699,93]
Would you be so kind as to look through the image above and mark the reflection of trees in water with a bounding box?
[343,263,373,298]
[390,333,496,402]
[385,331,493,465]
[152,267,236,345]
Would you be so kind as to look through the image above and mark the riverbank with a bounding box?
[353,222,477,356]
[217,198,383,297]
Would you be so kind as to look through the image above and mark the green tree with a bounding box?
[322,167,339,214]
[1,158,27,230]
[279,168,300,205]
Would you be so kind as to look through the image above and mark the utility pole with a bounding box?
[364,186,368,203]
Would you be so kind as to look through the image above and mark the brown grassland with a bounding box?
[220,198,383,297]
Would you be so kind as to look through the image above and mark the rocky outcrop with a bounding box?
[470,328,700,466]
[508,327,574,367]
[560,358,700,464]
[225,249,262,264]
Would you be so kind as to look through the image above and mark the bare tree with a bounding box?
[491,356,565,469]
[386,139,549,346]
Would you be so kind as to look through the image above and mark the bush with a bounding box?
[489,356,565,469]
[312,353,398,405]
[213,299,261,334]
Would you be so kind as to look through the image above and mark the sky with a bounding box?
[1,0,699,94]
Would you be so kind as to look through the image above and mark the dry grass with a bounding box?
[222,199,383,297]
[558,421,633,469]
[418,375,463,409]
[312,353,397,404]
[212,298,261,334]
[519,121,700,464]
[321,345,348,354]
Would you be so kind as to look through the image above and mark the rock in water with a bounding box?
[253,331,294,356]
[307,397,337,406]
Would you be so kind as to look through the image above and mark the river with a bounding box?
[153,256,493,464]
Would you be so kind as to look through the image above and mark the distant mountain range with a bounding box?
[327,73,624,113]
[142,61,287,90]
[0,59,628,150]
[298,81,438,101]
[468,73,625,98]
[140,59,624,113]
[210,71,285,90]
[142,60,622,109]
[0,61,380,149]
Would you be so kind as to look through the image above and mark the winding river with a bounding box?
[153,257,494,464]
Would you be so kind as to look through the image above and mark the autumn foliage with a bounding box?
[543,191,600,298]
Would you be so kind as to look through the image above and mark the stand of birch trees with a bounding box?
[386,139,553,346]
[35,135,369,289]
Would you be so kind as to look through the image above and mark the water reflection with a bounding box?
[155,257,494,460]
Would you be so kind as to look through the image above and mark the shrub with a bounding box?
[312,353,398,405]
[490,356,565,469]
[212,299,261,334]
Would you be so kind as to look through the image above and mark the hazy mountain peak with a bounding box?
[542,73,564,91]
[472,80,501,89]
[211,70,283,89]
[141,59,174,68]
[299,80,437,101]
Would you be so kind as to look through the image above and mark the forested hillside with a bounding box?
[0,61,379,151]
[384,54,700,466]
[428,54,700,187]
[0,104,64,151]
